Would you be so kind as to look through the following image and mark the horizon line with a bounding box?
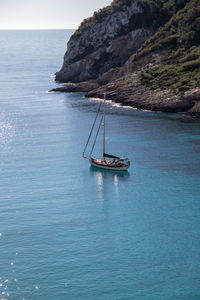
[0,28,76,30]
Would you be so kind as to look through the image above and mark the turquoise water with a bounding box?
[0,30,200,300]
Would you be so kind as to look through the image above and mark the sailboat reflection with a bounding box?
[90,166,130,205]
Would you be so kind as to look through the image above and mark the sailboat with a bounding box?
[82,94,130,171]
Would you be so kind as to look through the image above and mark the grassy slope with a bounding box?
[70,0,199,93]
[132,0,200,92]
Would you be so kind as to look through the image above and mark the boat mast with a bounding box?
[103,93,106,159]
[82,101,102,159]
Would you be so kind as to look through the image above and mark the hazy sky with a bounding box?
[0,0,112,29]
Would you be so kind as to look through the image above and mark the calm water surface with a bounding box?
[0,30,200,300]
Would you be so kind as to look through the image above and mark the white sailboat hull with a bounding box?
[89,158,130,171]
[82,93,130,171]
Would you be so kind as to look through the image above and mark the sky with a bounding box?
[0,0,112,29]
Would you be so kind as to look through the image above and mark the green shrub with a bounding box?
[73,0,132,38]
[131,0,200,92]
[182,58,200,70]
[142,72,154,80]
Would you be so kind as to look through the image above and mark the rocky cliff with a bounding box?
[55,0,186,83]
[52,0,200,117]
[55,0,150,82]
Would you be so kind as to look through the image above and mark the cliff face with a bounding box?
[55,0,186,83]
[52,0,200,117]
[55,0,150,82]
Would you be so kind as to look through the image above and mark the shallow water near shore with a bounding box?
[0,30,200,300]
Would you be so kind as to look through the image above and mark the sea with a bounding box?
[0,30,200,300]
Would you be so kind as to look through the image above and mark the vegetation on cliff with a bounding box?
[54,0,200,115]
[59,0,200,92]
[133,0,200,92]
[73,0,132,38]
[140,0,189,29]
[73,0,187,38]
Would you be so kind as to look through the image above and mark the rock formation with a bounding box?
[55,0,153,82]
[51,0,200,117]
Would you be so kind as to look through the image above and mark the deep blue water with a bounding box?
[0,30,200,300]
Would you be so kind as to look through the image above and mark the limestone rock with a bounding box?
[49,80,99,93]
[55,0,153,83]
[86,73,195,113]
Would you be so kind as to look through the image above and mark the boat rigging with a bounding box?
[82,94,130,171]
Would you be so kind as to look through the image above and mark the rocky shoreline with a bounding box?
[50,0,200,118]
[49,77,200,117]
